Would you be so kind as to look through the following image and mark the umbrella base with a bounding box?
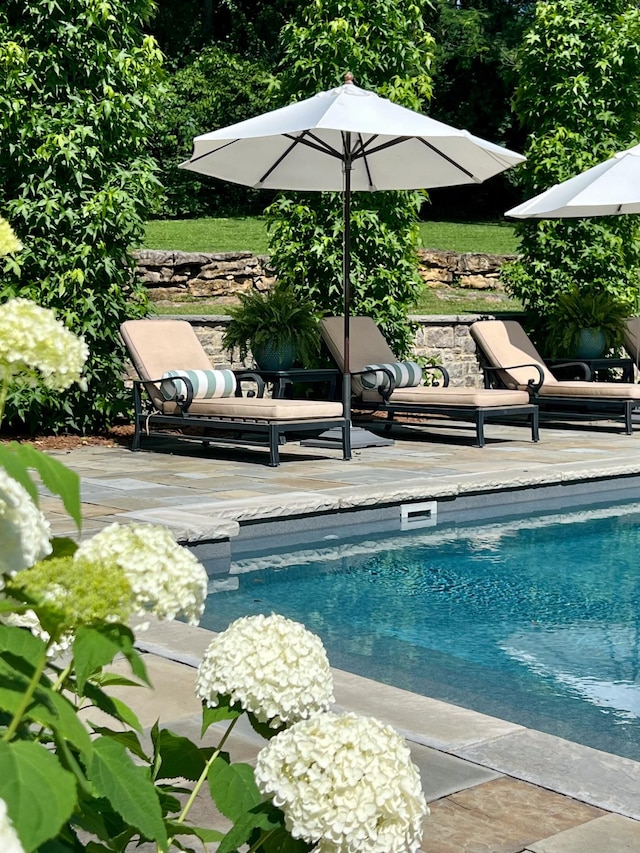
[301,426,394,449]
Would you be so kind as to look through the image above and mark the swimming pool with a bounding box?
[200,500,640,762]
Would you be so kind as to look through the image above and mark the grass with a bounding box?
[141,217,519,255]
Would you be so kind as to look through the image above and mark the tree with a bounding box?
[150,46,273,218]
[0,0,164,433]
[502,0,640,349]
[424,0,533,218]
[266,0,436,359]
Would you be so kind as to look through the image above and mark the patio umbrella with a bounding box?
[505,142,640,218]
[180,74,526,423]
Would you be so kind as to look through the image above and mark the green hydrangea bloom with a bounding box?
[10,556,133,636]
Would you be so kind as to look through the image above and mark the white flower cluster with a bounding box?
[0,217,22,256]
[75,522,208,624]
[0,298,88,391]
[195,613,334,727]
[0,469,51,580]
[255,712,428,853]
[0,798,25,853]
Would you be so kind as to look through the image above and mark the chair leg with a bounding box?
[625,402,633,434]
[476,412,486,448]
[268,426,280,466]
[531,408,540,442]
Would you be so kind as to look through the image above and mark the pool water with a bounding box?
[200,501,640,761]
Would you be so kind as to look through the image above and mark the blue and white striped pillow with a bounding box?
[360,361,422,391]
[160,369,237,401]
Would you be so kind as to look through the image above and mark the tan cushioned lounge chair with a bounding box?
[320,316,539,447]
[624,317,640,371]
[471,319,640,433]
[121,319,350,466]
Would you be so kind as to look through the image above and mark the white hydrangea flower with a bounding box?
[0,469,51,580]
[75,522,208,624]
[255,712,428,853]
[0,298,88,391]
[0,797,25,853]
[195,613,334,727]
[0,217,23,256]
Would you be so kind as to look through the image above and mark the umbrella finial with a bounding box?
[344,71,354,85]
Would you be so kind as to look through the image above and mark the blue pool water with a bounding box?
[200,501,640,761]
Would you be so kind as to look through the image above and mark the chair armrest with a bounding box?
[482,363,545,393]
[134,375,195,409]
[421,364,450,387]
[546,361,593,381]
[352,367,396,402]
[234,371,266,398]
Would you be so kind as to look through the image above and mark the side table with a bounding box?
[545,356,636,383]
[253,367,341,400]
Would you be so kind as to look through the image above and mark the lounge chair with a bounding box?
[471,319,640,433]
[120,319,350,466]
[319,316,539,446]
[623,317,640,374]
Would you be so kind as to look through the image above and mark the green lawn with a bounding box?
[141,217,520,255]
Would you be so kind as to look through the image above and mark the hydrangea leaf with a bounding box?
[82,681,143,733]
[207,756,261,823]
[200,699,241,737]
[86,737,168,850]
[216,801,283,853]
[0,445,39,504]
[89,726,150,763]
[9,443,82,531]
[151,727,209,782]
[0,740,77,852]
[73,624,149,695]
[0,621,47,666]
[164,821,224,844]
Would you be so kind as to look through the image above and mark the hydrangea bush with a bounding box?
[0,287,428,851]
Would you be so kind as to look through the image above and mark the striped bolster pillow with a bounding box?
[360,361,422,391]
[160,369,237,401]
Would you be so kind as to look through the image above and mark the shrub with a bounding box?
[0,0,164,434]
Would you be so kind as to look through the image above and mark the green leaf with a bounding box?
[73,624,148,694]
[153,728,210,782]
[216,802,282,853]
[260,824,312,853]
[207,757,261,822]
[0,622,48,667]
[0,740,77,852]
[200,698,241,736]
[89,726,149,762]
[0,446,39,504]
[86,737,168,850]
[164,821,224,844]
[81,681,143,732]
[10,443,82,530]
[48,537,79,558]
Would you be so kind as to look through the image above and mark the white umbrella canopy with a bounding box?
[506,143,640,218]
[180,75,526,422]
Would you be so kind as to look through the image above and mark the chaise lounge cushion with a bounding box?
[360,386,530,407]
[160,396,343,420]
[471,319,640,400]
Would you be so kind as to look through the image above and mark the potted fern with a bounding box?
[222,283,321,370]
[547,287,633,358]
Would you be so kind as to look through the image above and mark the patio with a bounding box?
[45,417,640,853]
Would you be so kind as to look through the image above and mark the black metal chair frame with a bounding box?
[131,372,351,467]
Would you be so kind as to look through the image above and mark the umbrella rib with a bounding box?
[354,134,375,190]
[416,138,476,180]
[257,131,343,185]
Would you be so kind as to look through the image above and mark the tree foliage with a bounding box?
[424,0,533,218]
[150,46,273,218]
[502,0,640,349]
[266,0,436,359]
[0,0,163,434]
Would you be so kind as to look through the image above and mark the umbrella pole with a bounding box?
[343,138,352,427]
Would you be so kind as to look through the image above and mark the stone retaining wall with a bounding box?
[179,314,487,388]
[132,248,515,302]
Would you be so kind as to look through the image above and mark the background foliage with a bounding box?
[149,46,273,218]
[265,0,436,359]
[0,0,164,434]
[502,0,640,351]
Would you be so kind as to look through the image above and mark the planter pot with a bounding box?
[575,328,606,359]
[252,340,296,371]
